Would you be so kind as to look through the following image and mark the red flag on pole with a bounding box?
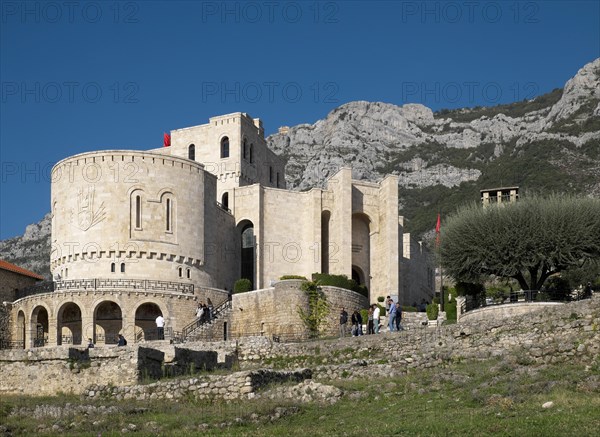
[435,213,441,246]
[163,132,171,147]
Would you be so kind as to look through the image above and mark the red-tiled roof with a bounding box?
[0,259,44,280]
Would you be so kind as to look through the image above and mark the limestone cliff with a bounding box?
[0,213,51,279]
[267,58,600,235]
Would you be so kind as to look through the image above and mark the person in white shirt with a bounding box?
[155,315,165,340]
[373,304,381,333]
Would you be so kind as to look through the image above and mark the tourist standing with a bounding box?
[388,298,397,332]
[351,310,363,336]
[373,304,381,334]
[207,298,214,320]
[395,302,403,331]
[339,307,348,338]
[367,305,374,334]
[156,314,165,340]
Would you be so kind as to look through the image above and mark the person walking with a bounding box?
[339,307,348,338]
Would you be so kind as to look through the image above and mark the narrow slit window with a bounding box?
[166,198,171,232]
[111,263,115,273]
[120,263,125,273]
[135,195,141,229]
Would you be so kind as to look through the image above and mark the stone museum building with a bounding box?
[2,112,434,348]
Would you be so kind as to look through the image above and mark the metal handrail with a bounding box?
[462,289,589,314]
[180,299,232,341]
[0,340,25,350]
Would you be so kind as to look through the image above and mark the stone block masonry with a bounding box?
[83,368,312,402]
[0,344,234,396]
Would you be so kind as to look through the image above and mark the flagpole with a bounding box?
[440,247,444,312]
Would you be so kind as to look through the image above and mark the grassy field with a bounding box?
[1,353,599,436]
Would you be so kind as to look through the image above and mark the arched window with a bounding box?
[269,166,273,183]
[242,139,247,160]
[221,192,229,210]
[135,195,142,229]
[178,267,183,278]
[249,144,254,163]
[166,198,172,232]
[221,137,229,158]
[111,262,115,273]
[186,268,191,279]
[65,268,68,279]
[120,263,125,273]
[188,144,195,160]
[276,172,280,188]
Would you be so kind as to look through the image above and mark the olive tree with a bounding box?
[440,194,600,291]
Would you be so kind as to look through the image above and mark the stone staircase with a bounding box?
[181,300,232,342]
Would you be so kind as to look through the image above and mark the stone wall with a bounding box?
[0,346,139,396]
[0,269,41,303]
[458,301,563,323]
[230,281,369,339]
[226,296,600,375]
[83,368,311,402]
[0,343,234,396]
[0,304,10,346]
[1,296,598,398]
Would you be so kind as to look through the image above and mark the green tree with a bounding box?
[440,194,600,291]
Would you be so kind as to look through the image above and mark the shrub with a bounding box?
[377,296,385,303]
[360,309,369,325]
[543,276,571,300]
[402,306,418,312]
[280,275,308,280]
[455,281,485,297]
[445,300,457,323]
[311,273,368,298]
[426,303,439,320]
[233,278,252,293]
[377,303,386,317]
[487,286,508,303]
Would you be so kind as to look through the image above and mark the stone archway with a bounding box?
[134,303,163,342]
[31,306,49,347]
[352,265,366,286]
[94,301,122,345]
[238,220,255,290]
[57,302,83,345]
[352,213,372,293]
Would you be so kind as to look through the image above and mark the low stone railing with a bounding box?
[16,278,194,299]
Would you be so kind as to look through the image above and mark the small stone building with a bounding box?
[0,260,44,348]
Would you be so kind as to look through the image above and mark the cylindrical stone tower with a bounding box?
[50,150,213,286]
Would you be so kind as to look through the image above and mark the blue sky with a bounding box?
[1,0,599,239]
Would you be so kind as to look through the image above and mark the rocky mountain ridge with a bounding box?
[1,59,599,276]
[267,58,600,234]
